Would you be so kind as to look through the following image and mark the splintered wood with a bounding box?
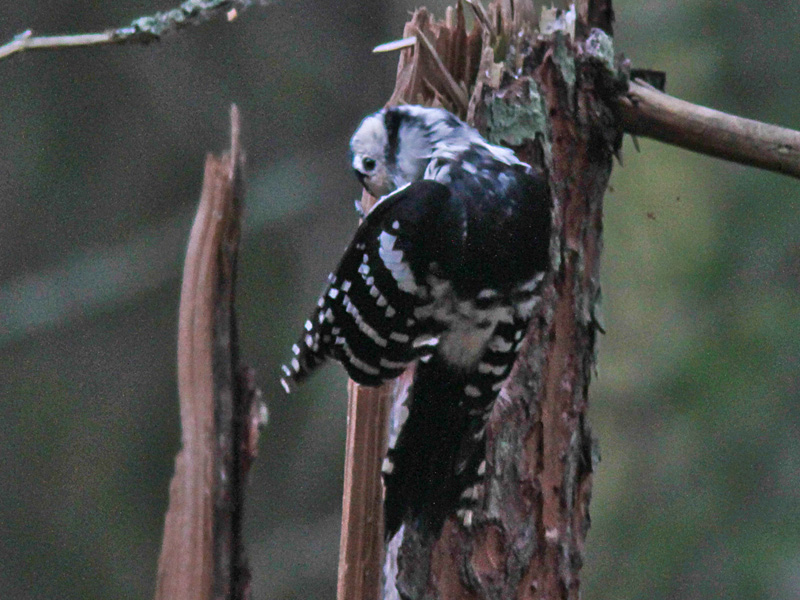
[156,107,262,600]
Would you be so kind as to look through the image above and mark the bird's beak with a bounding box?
[353,169,367,186]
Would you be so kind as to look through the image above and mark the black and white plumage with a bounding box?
[281,105,551,539]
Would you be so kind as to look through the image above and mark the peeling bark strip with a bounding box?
[346,2,621,599]
[156,107,263,600]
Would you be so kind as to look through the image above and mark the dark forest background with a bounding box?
[1,1,798,598]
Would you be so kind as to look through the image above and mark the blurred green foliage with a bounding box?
[0,1,798,599]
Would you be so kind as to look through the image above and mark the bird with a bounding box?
[280,105,551,539]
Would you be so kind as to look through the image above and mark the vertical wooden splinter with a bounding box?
[156,106,262,600]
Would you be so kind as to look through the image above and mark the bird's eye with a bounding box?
[362,158,377,172]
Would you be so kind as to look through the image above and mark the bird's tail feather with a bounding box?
[382,355,497,539]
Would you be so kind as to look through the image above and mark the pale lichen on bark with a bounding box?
[484,87,548,148]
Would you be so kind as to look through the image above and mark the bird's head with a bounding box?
[350,106,452,198]
[350,112,394,198]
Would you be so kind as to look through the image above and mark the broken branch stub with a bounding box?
[156,106,263,600]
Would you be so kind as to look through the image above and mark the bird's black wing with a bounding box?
[280,180,464,390]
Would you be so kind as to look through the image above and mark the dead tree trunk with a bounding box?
[338,2,620,599]
[386,4,616,599]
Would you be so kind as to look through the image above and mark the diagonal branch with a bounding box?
[619,80,800,179]
[0,0,252,61]
[0,31,122,58]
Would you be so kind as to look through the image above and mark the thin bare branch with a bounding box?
[0,0,252,61]
[619,80,800,179]
[576,0,614,37]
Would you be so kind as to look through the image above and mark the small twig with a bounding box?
[619,80,800,180]
[0,0,253,61]
[0,30,119,59]
[373,36,417,53]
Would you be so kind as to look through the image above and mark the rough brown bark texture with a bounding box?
[155,107,263,600]
[366,2,621,599]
